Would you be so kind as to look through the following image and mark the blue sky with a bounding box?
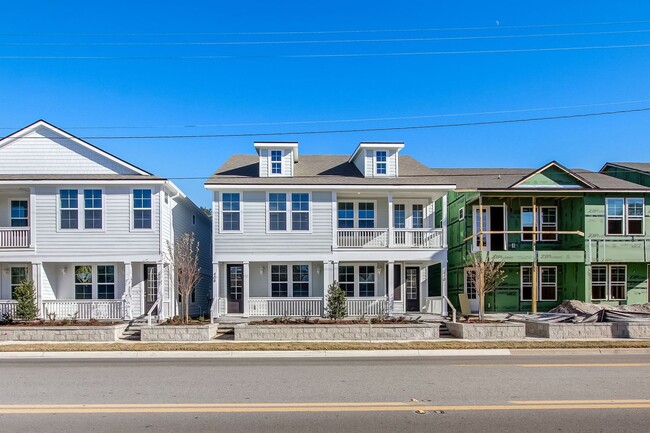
[2,1,650,207]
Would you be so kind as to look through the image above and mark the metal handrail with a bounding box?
[147,298,161,326]
[442,295,457,323]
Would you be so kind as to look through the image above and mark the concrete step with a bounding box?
[439,322,453,338]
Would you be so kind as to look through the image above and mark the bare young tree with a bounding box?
[166,233,201,324]
[466,253,506,321]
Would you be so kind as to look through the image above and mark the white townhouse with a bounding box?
[0,120,211,322]
[206,141,453,318]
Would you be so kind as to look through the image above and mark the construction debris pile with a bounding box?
[509,300,650,323]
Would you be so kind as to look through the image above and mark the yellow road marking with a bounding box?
[0,400,649,414]
[453,363,650,368]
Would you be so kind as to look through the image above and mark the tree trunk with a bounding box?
[184,294,190,324]
[479,293,485,322]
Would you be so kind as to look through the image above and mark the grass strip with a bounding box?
[1,340,650,352]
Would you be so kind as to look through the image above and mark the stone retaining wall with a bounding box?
[140,323,220,341]
[234,323,439,341]
[526,322,650,339]
[446,322,525,340]
[0,324,128,342]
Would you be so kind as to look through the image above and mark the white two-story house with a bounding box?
[0,120,211,322]
[206,141,452,318]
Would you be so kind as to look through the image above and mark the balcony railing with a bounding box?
[0,228,30,248]
[42,300,125,320]
[248,297,323,317]
[337,228,442,249]
[0,300,17,318]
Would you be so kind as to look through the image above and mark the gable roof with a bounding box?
[429,166,650,192]
[601,162,650,174]
[508,161,596,189]
[0,120,154,177]
[206,154,451,187]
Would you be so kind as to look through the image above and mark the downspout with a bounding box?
[166,182,181,318]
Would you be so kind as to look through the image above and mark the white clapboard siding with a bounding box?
[214,191,333,254]
[0,127,138,175]
[33,186,161,256]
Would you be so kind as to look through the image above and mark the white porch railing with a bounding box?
[393,229,443,248]
[346,297,387,316]
[337,229,389,248]
[336,228,442,248]
[0,228,30,248]
[422,297,443,315]
[0,300,17,318]
[42,300,125,320]
[248,297,323,317]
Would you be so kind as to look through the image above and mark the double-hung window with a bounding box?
[221,193,241,231]
[521,206,557,241]
[520,266,558,301]
[271,265,288,297]
[84,189,102,229]
[607,198,644,235]
[337,202,354,228]
[10,266,28,300]
[10,200,28,227]
[338,265,355,297]
[291,193,309,231]
[464,269,477,300]
[97,265,115,299]
[412,204,424,229]
[358,203,375,228]
[394,204,406,229]
[269,193,287,231]
[60,189,79,229]
[75,265,93,300]
[292,264,310,297]
[591,265,626,301]
[358,265,376,297]
[133,189,152,229]
[270,150,283,175]
[375,150,387,175]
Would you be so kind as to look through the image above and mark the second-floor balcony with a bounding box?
[0,227,31,248]
[336,228,443,249]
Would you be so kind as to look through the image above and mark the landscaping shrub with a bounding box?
[326,282,347,320]
[14,280,38,321]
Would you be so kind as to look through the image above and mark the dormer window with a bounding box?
[375,150,387,175]
[271,150,283,175]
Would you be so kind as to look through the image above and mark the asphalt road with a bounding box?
[0,353,649,432]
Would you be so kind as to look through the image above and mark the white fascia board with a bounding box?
[348,142,405,163]
[0,253,164,263]
[253,142,300,161]
[206,184,456,191]
[0,179,167,186]
[332,249,447,263]
[213,253,333,263]
[0,120,152,176]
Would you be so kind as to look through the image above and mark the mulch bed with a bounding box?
[0,320,120,327]
[249,318,423,326]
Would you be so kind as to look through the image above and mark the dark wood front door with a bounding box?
[405,267,420,312]
[227,264,244,314]
[144,264,158,315]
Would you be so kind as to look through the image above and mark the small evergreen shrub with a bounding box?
[326,282,347,320]
[14,280,38,321]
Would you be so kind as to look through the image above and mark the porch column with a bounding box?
[123,262,133,320]
[31,263,42,319]
[441,194,449,248]
[212,261,220,320]
[441,258,449,317]
[29,187,36,248]
[333,261,339,284]
[322,261,332,317]
[156,262,165,321]
[388,192,394,247]
[242,261,250,317]
[387,261,395,316]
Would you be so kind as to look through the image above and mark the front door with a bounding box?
[227,264,244,314]
[144,264,158,315]
[405,267,420,312]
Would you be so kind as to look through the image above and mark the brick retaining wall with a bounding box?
[233,323,439,341]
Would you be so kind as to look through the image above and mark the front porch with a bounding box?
[212,260,449,319]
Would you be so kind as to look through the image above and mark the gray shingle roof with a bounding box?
[430,167,650,191]
[604,162,650,173]
[205,154,452,186]
[0,174,165,182]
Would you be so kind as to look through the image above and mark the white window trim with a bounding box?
[464,268,477,300]
[130,188,155,231]
[606,198,644,236]
[393,200,429,229]
[471,206,490,252]
[73,264,118,300]
[609,265,627,301]
[82,188,105,231]
[337,263,378,298]
[267,263,311,297]
[520,266,558,302]
[269,149,284,177]
[9,198,29,228]
[336,200,378,229]
[520,206,558,242]
[219,191,243,233]
[266,192,312,233]
[9,265,30,299]
[374,150,389,177]
[591,264,627,301]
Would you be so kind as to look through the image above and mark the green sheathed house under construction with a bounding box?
[435,161,650,313]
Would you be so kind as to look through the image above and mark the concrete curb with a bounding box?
[0,349,512,359]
